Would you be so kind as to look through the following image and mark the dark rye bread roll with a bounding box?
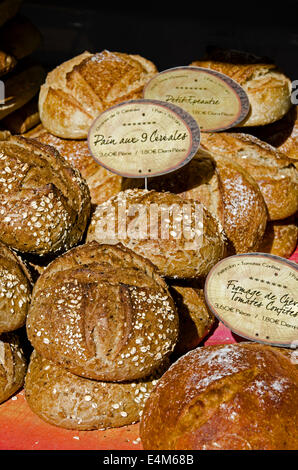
[0,241,32,333]
[0,331,27,404]
[0,134,91,255]
[26,242,179,382]
[87,189,227,279]
[122,150,268,255]
[140,343,298,450]
[25,351,169,430]
[200,132,298,221]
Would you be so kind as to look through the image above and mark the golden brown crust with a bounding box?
[258,215,298,258]
[87,189,227,279]
[140,343,298,450]
[201,132,298,220]
[25,351,169,430]
[1,98,40,134]
[39,50,158,139]
[0,134,91,255]
[0,331,27,404]
[26,241,179,382]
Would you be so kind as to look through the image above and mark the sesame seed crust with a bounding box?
[26,241,179,381]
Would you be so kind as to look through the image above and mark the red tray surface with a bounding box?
[0,247,297,450]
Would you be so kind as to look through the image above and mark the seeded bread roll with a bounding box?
[87,189,227,279]
[200,132,298,221]
[258,215,298,259]
[38,50,158,139]
[190,48,292,127]
[140,343,298,450]
[0,134,91,255]
[27,241,179,382]
[0,242,31,333]
[122,150,268,255]
[25,351,169,430]
[0,331,27,404]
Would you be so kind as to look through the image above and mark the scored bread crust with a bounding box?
[200,132,298,220]
[87,189,227,279]
[258,215,298,258]
[140,343,298,450]
[0,134,91,255]
[38,50,158,139]
[26,241,179,382]
[0,331,27,404]
[25,350,169,430]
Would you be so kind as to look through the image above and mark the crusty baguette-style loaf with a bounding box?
[38,50,158,139]
[27,242,179,382]
[87,189,227,279]
[190,48,292,127]
[0,241,31,333]
[258,215,298,259]
[0,331,27,404]
[1,98,40,134]
[200,132,298,220]
[25,351,169,430]
[140,343,298,450]
[0,134,91,255]
[122,149,268,255]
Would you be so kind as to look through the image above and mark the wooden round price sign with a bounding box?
[204,253,298,348]
[88,99,200,178]
[143,66,250,132]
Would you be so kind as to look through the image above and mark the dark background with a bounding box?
[20,0,298,79]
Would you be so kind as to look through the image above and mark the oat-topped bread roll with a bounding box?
[0,242,31,333]
[169,284,214,356]
[25,351,169,430]
[0,331,27,404]
[31,128,122,205]
[39,50,158,139]
[27,241,178,381]
[0,0,23,28]
[122,150,267,255]
[87,189,227,279]
[0,134,91,255]
[140,343,298,450]
[190,48,292,127]
[200,132,298,220]
[258,215,298,259]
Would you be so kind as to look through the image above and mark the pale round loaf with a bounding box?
[140,343,298,450]
[200,132,298,221]
[0,241,31,333]
[87,189,227,279]
[38,50,158,139]
[0,134,91,255]
[25,350,169,430]
[258,215,298,259]
[0,331,27,404]
[26,241,179,381]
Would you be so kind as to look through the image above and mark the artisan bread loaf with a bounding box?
[140,343,298,450]
[25,350,169,430]
[87,189,227,279]
[0,134,91,255]
[38,50,158,139]
[0,14,42,60]
[258,215,298,259]
[190,48,292,127]
[201,132,298,220]
[26,241,179,381]
[1,98,40,134]
[122,149,268,255]
[0,241,31,333]
[0,331,27,404]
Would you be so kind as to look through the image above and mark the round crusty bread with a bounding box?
[30,127,122,206]
[87,189,227,279]
[122,150,268,255]
[169,284,215,356]
[25,350,169,430]
[190,49,292,127]
[38,50,158,139]
[26,241,179,382]
[200,132,298,221]
[0,331,27,404]
[0,241,32,333]
[0,134,91,255]
[140,342,298,450]
[258,215,298,259]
